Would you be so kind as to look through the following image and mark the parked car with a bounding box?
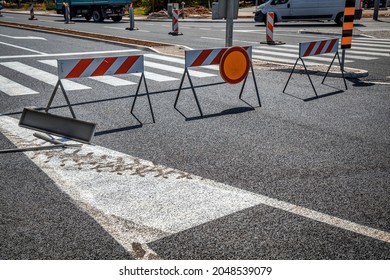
[254,0,363,25]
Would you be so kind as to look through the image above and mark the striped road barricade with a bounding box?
[283,38,347,100]
[174,46,261,118]
[47,54,155,123]
[19,54,155,144]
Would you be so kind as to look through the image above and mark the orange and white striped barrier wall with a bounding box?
[283,38,347,99]
[175,46,261,117]
[341,0,356,49]
[169,9,183,36]
[46,55,155,123]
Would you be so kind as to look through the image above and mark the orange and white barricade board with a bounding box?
[283,38,347,100]
[174,46,261,118]
[46,54,155,123]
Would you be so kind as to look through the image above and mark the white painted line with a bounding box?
[354,38,390,44]
[144,61,216,78]
[0,75,39,96]
[0,41,47,55]
[0,49,139,60]
[347,46,390,53]
[144,53,219,71]
[0,115,389,250]
[0,34,47,40]
[132,71,178,82]
[0,62,90,91]
[89,76,136,86]
[201,37,224,41]
[352,41,390,48]
[343,49,390,57]
[39,60,136,86]
[252,54,322,66]
[252,49,354,63]
[254,45,376,61]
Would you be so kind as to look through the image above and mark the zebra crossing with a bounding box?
[251,37,390,66]
[1,37,389,96]
[0,53,219,96]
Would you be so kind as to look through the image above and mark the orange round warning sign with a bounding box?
[219,46,250,84]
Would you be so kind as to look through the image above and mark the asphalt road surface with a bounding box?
[0,24,389,261]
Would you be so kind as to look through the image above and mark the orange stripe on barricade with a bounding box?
[210,49,227,65]
[344,7,355,17]
[115,56,140,74]
[303,42,316,57]
[314,40,327,55]
[66,58,94,79]
[325,39,338,53]
[92,57,117,76]
[191,50,213,67]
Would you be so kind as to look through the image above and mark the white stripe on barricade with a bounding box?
[283,38,347,99]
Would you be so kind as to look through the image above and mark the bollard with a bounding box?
[181,1,185,19]
[28,3,37,20]
[266,12,274,43]
[126,3,138,30]
[168,9,183,36]
[64,2,70,24]
[260,12,284,45]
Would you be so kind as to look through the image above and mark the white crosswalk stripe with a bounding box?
[0,61,90,91]
[251,38,390,65]
[0,75,39,96]
[0,54,219,96]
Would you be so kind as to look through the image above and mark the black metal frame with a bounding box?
[283,52,347,99]
[174,62,261,117]
[45,72,155,124]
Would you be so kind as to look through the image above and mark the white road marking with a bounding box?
[132,71,178,82]
[0,61,90,91]
[0,49,139,60]
[0,115,389,251]
[201,37,224,41]
[0,41,47,54]
[144,61,216,78]
[38,60,136,86]
[0,34,47,40]
[0,75,39,96]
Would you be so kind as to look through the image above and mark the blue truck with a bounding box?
[55,0,132,22]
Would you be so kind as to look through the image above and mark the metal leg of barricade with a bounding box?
[283,58,318,98]
[301,58,318,97]
[283,58,299,94]
[130,72,155,124]
[45,80,77,119]
[322,52,347,90]
[174,68,203,117]
[239,62,261,108]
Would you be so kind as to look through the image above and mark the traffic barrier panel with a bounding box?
[283,38,347,99]
[169,10,183,36]
[29,3,37,20]
[260,12,284,45]
[341,0,356,49]
[174,46,261,117]
[20,54,155,143]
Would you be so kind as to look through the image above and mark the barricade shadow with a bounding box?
[176,106,255,122]
[347,78,377,87]
[94,124,143,136]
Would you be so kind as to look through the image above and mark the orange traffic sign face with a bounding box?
[219,46,250,84]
